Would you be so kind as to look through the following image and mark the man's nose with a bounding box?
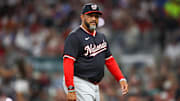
[91,16,97,20]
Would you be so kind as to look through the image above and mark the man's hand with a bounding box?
[120,80,128,95]
[67,92,76,101]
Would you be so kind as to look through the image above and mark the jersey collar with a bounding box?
[80,25,96,37]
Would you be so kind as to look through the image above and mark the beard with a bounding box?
[85,20,97,31]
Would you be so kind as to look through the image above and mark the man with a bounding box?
[63,3,128,101]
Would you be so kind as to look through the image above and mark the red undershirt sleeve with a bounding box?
[63,57,75,87]
[105,56,125,82]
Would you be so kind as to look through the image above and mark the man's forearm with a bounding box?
[63,57,75,88]
[105,56,125,82]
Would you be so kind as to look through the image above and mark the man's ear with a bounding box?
[80,14,84,20]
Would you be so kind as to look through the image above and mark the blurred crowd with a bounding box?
[0,0,180,101]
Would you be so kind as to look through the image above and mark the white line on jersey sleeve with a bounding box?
[63,55,76,61]
[105,55,113,60]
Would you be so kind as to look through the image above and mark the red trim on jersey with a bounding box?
[84,11,102,15]
[63,55,76,61]
[105,57,125,82]
[92,30,96,37]
[80,25,96,37]
[63,58,75,87]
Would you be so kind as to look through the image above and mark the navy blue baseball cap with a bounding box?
[82,3,102,15]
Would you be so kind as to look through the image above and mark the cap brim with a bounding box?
[84,11,102,15]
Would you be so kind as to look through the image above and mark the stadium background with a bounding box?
[0,0,180,101]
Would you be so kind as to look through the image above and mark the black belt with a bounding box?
[88,79,99,85]
[80,77,100,85]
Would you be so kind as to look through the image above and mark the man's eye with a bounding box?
[95,15,99,18]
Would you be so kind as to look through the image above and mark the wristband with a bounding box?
[68,85,74,90]
[119,78,127,82]
[68,85,75,92]
[68,89,76,93]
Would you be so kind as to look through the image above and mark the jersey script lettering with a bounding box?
[84,40,107,56]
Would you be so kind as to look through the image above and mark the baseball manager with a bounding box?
[63,3,128,101]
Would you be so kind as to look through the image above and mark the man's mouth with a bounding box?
[90,22,96,25]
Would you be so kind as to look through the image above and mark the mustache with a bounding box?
[90,21,97,23]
